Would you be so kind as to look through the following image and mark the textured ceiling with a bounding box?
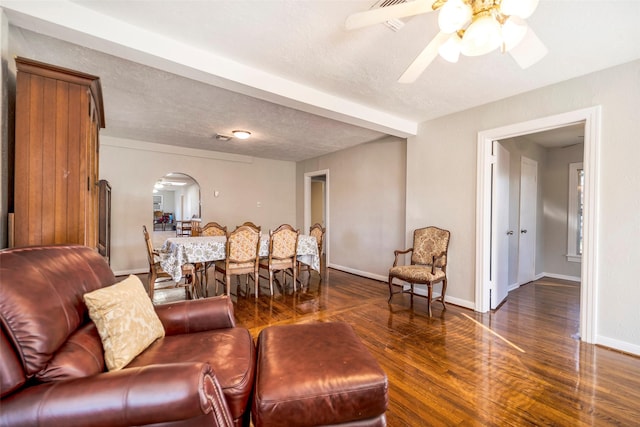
[2,1,640,161]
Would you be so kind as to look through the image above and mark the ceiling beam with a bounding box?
[1,0,418,138]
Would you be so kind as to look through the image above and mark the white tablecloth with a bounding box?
[159,235,320,282]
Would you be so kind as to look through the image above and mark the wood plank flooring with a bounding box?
[144,268,640,426]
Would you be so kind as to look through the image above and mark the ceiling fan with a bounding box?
[345,0,548,83]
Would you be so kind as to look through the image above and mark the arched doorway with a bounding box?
[152,173,201,236]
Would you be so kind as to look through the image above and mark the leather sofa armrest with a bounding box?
[1,362,234,427]
[155,296,236,335]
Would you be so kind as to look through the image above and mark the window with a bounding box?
[567,162,583,262]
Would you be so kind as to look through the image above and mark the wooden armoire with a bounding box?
[12,57,106,250]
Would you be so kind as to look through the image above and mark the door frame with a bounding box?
[475,106,601,343]
[304,169,330,264]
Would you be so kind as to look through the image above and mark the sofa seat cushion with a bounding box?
[126,327,255,420]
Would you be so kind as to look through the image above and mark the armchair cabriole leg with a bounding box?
[440,278,448,310]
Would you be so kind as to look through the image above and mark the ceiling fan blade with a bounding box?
[508,27,548,69]
[398,31,449,83]
[345,0,437,30]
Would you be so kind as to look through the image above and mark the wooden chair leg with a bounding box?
[269,270,274,296]
[149,270,157,300]
[427,283,433,317]
[293,265,297,293]
[254,267,259,298]
[440,278,448,310]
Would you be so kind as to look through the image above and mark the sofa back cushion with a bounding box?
[35,322,105,382]
[0,245,115,391]
[0,326,25,398]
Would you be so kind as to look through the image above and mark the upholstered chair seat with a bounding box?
[388,265,446,283]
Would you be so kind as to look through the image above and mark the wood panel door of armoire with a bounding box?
[13,57,105,249]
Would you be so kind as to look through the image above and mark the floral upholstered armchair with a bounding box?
[388,226,451,316]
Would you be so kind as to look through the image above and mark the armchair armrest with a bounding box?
[1,362,233,427]
[392,248,413,267]
[430,250,447,274]
[155,296,236,335]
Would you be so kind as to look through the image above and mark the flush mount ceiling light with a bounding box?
[232,130,252,140]
[346,0,547,83]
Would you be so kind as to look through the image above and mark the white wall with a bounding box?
[100,137,296,275]
[297,136,406,280]
[408,60,640,352]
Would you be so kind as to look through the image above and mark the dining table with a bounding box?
[159,234,320,285]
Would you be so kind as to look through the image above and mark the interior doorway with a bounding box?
[476,106,601,343]
[304,169,329,264]
[152,173,200,241]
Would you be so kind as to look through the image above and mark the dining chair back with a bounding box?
[142,225,195,300]
[259,224,299,295]
[214,225,261,298]
[201,222,227,236]
[299,223,325,282]
[240,221,260,231]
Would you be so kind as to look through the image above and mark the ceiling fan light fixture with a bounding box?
[438,33,462,62]
[460,13,502,56]
[499,0,539,19]
[501,15,528,52]
[437,0,472,33]
[232,130,251,140]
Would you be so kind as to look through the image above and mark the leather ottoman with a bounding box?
[252,322,388,427]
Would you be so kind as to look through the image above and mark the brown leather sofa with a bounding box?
[0,245,255,427]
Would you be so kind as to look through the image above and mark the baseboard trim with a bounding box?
[327,263,388,282]
[328,264,477,311]
[537,272,581,283]
[113,268,148,277]
[596,335,640,357]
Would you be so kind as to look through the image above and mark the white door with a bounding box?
[517,157,537,285]
[492,141,511,309]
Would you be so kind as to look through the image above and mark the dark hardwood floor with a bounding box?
[141,268,640,426]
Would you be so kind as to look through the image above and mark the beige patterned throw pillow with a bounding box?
[84,275,165,371]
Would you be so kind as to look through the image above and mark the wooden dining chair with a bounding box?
[298,223,325,281]
[194,222,228,289]
[240,221,260,231]
[201,222,227,236]
[142,225,195,300]
[214,225,261,298]
[259,224,300,295]
[387,226,450,317]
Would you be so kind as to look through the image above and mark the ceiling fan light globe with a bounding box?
[438,33,462,62]
[499,0,539,19]
[438,0,472,33]
[461,15,502,56]
[501,16,528,52]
